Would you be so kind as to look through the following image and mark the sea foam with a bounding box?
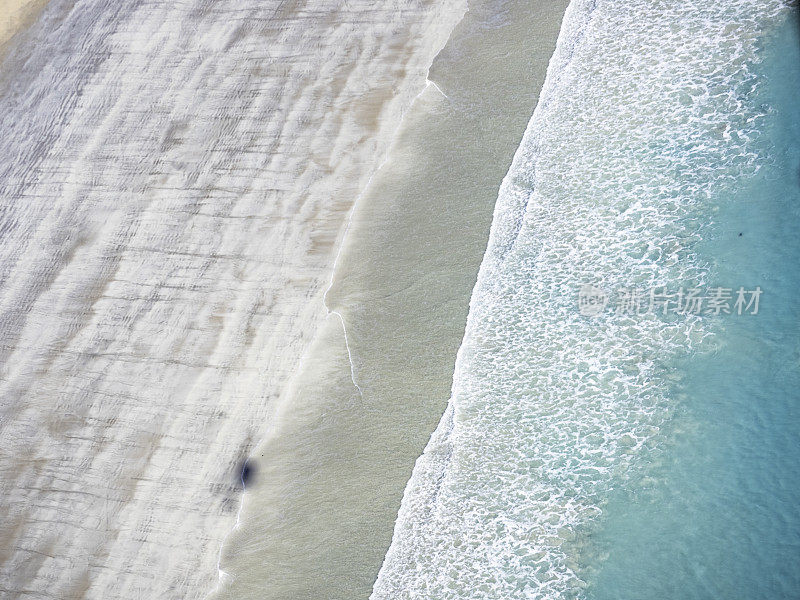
[371,0,793,598]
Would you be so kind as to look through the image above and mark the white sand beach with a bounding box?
[0,0,465,597]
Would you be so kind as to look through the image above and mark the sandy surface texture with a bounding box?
[0,0,48,52]
[0,0,465,597]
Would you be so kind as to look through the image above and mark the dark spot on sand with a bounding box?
[238,459,256,488]
[739,232,743,236]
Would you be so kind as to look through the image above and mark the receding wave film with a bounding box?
[371,0,793,598]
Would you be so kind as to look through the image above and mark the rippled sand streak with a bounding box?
[0,0,465,597]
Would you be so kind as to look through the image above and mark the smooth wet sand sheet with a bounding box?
[0,0,464,597]
[213,1,569,598]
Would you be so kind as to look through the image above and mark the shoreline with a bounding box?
[370,2,800,598]
[213,1,570,598]
[0,1,467,598]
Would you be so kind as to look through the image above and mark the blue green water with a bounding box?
[372,2,800,599]
[587,14,800,600]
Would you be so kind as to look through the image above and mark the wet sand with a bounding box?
[0,0,465,598]
[213,1,570,598]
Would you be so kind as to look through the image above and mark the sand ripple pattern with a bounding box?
[372,0,791,598]
[0,0,464,597]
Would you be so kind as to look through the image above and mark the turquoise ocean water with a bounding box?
[587,12,800,600]
[372,1,800,598]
